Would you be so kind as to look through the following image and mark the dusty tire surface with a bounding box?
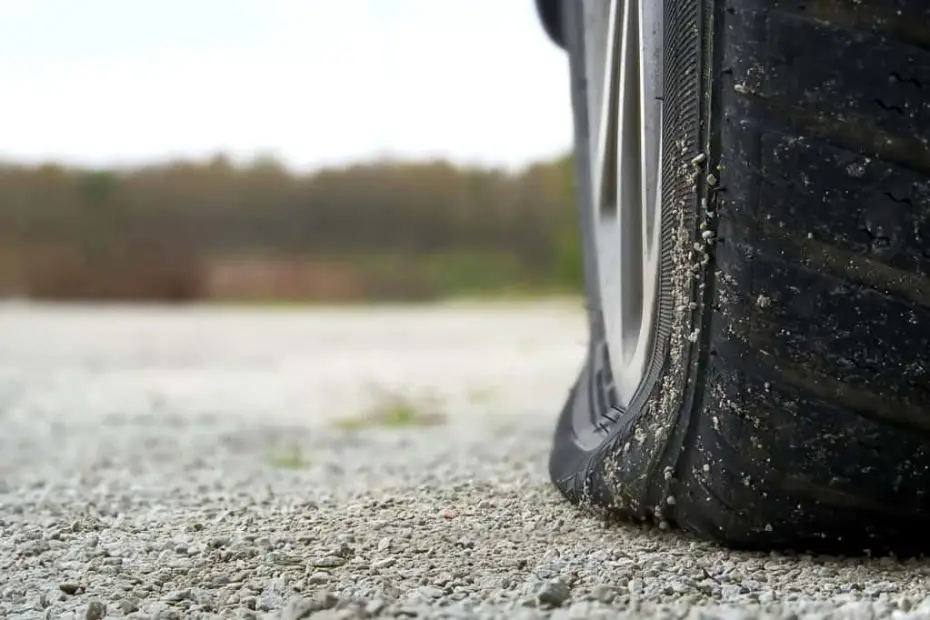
[549,0,930,552]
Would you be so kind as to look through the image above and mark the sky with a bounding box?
[0,0,574,172]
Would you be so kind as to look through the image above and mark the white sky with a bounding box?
[0,0,574,171]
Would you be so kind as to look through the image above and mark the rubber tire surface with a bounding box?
[549,0,930,553]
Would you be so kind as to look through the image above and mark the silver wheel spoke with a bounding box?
[589,0,664,409]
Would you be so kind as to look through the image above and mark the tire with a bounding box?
[549,0,930,553]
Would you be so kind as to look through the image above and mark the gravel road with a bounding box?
[2,301,930,620]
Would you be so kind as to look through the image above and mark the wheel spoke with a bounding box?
[590,0,663,409]
[617,0,644,367]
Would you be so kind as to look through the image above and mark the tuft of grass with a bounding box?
[267,444,312,469]
[335,389,445,431]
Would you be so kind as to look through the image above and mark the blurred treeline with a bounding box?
[0,154,583,302]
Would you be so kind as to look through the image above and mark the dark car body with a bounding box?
[535,0,565,48]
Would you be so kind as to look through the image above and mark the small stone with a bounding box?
[440,507,459,520]
[117,599,139,614]
[307,572,330,584]
[210,536,231,548]
[84,601,106,620]
[419,586,443,599]
[280,592,339,620]
[365,599,386,616]
[537,578,571,607]
[312,556,345,568]
[21,540,51,556]
[592,584,615,604]
[521,595,538,608]
[153,607,181,620]
[377,537,392,552]
[334,541,354,558]
[165,589,191,603]
[256,592,282,612]
[846,162,867,177]
[59,583,83,595]
[721,584,745,598]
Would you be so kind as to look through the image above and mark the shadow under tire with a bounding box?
[549,0,930,553]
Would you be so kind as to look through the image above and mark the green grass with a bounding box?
[266,444,312,469]
[335,389,445,431]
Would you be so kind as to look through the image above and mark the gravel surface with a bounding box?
[2,302,930,620]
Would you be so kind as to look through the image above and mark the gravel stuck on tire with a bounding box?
[2,303,930,619]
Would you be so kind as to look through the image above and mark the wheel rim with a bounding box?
[588,0,664,410]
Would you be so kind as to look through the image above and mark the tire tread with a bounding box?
[674,0,930,548]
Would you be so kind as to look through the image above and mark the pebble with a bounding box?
[538,579,571,607]
[83,601,106,620]
[59,583,82,595]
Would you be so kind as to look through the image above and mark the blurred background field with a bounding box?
[1,1,579,305]
[0,154,582,303]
